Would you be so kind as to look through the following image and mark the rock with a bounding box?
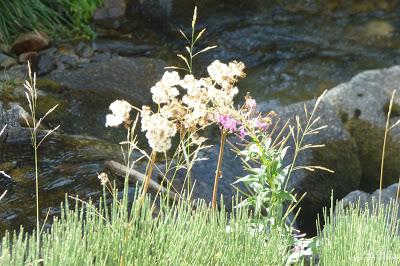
[11,32,50,55]
[0,102,31,128]
[324,66,400,192]
[93,0,127,29]
[339,183,400,220]
[264,99,361,234]
[138,0,173,22]
[0,53,16,69]
[0,65,27,82]
[18,51,38,64]
[37,48,58,76]
[49,57,167,105]
[93,39,154,57]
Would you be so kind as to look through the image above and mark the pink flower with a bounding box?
[239,126,247,139]
[245,98,256,110]
[217,114,238,133]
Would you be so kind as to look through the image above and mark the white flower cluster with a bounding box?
[105,60,246,153]
[150,71,180,104]
[105,100,132,127]
[141,109,177,152]
[141,60,245,152]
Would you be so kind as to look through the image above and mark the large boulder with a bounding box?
[49,57,167,106]
[324,66,400,192]
[263,99,362,234]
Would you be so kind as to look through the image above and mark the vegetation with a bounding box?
[0,0,103,44]
[317,200,400,265]
[1,6,400,266]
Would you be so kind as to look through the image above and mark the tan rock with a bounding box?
[11,31,50,55]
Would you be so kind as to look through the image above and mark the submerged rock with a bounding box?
[324,65,400,192]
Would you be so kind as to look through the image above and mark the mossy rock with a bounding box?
[345,118,400,192]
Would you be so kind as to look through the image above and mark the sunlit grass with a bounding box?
[0,193,292,265]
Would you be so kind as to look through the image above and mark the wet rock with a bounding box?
[49,57,167,105]
[37,48,58,76]
[93,39,154,56]
[324,66,400,192]
[11,32,50,55]
[73,42,95,59]
[0,53,16,69]
[265,99,361,234]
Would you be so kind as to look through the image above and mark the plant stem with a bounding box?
[140,151,157,201]
[379,90,395,204]
[212,129,227,209]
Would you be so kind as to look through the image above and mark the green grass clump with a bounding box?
[317,200,400,266]
[0,194,292,265]
[0,0,103,45]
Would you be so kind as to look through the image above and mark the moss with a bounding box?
[345,118,400,192]
[0,80,22,102]
[36,78,63,92]
[383,101,400,118]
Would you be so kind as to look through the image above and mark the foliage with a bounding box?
[317,200,400,265]
[0,0,67,44]
[0,0,103,45]
[55,0,103,39]
[0,193,292,265]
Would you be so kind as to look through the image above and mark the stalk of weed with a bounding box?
[23,62,59,264]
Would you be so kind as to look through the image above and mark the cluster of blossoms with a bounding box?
[105,100,133,128]
[140,60,246,152]
[214,94,276,139]
[105,59,249,152]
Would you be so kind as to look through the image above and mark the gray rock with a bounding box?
[0,53,16,69]
[93,0,127,20]
[0,64,27,81]
[324,66,400,191]
[93,0,127,29]
[265,99,361,234]
[138,0,173,21]
[339,183,400,220]
[37,48,58,76]
[93,39,154,57]
[49,57,167,105]
[0,102,30,128]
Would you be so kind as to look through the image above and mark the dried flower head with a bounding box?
[141,111,177,152]
[105,100,132,127]
[98,172,109,186]
[150,71,181,104]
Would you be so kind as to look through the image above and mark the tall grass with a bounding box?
[0,193,292,265]
[318,200,400,265]
[0,0,103,44]
[0,0,66,44]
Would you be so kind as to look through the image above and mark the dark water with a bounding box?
[1,1,400,234]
